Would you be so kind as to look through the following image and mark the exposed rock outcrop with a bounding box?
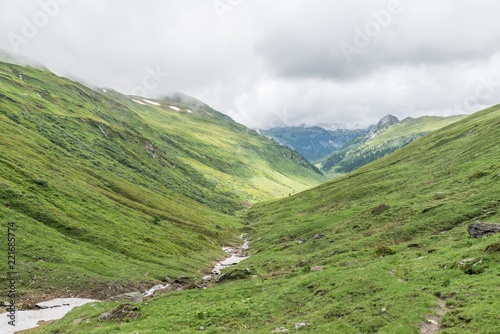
[98,303,141,322]
[108,292,143,303]
[468,222,500,238]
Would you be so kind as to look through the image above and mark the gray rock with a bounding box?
[99,303,140,321]
[173,276,190,284]
[434,192,445,199]
[294,322,310,329]
[458,258,475,266]
[109,292,143,303]
[271,327,288,333]
[216,268,252,283]
[311,266,325,272]
[468,222,500,238]
[313,234,325,239]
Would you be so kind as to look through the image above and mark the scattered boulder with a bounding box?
[109,292,143,303]
[313,234,325,239]
[98,303,141,322]
[173,276,190,285]
[165,277,196,291]
[271,327,288,333]
[458,258,476,266]
[458,258,485,275]
[216,268,252,283]
[297,239,307,245]
[434,192,445,200]
[294,322,310,330]
[311,266,325,272]
[468,222,500,238]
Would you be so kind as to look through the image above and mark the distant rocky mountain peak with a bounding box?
[368,115,400,138]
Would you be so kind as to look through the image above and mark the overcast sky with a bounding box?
[1,0,500,129]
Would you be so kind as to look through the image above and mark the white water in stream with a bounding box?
[0,236,249,333]
[203,235,250,280]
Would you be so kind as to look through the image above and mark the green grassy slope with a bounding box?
[48,106,500,333]
[320,115,466,175]
[0,61,323,302]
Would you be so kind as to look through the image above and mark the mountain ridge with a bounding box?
[0,60,323,303]
[319,114,467,174]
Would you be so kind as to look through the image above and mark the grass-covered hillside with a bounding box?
[47,105,500,333]
[0,61,323,303]
[319,115,466,175]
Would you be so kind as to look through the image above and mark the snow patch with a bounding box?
[132,99,146,105]
[143,99,160,106]
[169,106,181,112]
[202,110,213,117]
[102,89,107,93]
[0,298,96,334]
[186,109,193,113]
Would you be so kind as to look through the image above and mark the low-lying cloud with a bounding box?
[1,0,499,129]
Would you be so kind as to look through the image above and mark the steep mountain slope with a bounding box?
[260,126,368,161]
[52,105,500,333]
[0,61,323,302]
[320,115,466,174]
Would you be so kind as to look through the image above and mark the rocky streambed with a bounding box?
[203,235,250,280]
[1,236,250,333]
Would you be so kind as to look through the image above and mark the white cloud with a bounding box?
[1,0,499,129]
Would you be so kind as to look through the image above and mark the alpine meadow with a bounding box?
[1,60,499,333]
[1,1,500,333]
[40,103,500,333]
